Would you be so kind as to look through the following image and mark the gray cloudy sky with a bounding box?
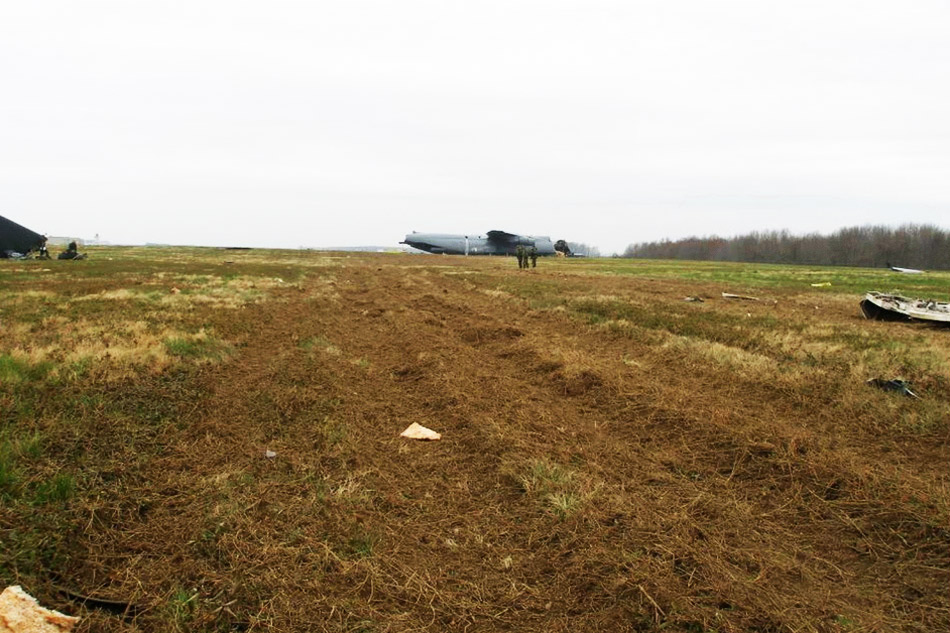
[2,1,948,254]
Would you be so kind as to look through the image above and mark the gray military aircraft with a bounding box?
[401,230,571,256]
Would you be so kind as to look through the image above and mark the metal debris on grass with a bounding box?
[721,292,760,301]
[867,378,920,399]
[860,292,950,324]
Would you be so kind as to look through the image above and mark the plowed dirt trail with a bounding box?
[3,251,946,633]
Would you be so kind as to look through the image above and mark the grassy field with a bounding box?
[1,247,947,632]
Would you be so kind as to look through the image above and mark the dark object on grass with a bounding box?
[53,582,143,618]
[0,215,45,256]
[860,292,950,324]
[57,241,87,260]
[867,378,920,399]
[684,296,704,302]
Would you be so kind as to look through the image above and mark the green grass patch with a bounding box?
[166,587,198,630]
[164,335,232,361]
[32,472,76,505]
[518,458,590,519]
[0,354,54,384]
[0,441,20,498]
[521,458,575,493]
[344,529,378,559]
[300,335,340,355]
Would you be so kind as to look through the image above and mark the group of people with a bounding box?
[515,244,538,269]
[56,241,86,260]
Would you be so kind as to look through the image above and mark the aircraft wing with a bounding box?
[486,230,520,244]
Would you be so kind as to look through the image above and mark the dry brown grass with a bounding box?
[0,249,946,632]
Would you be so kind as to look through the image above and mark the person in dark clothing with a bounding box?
[515,245,526,269]
[57,241,85,260]
[529,246,538,268]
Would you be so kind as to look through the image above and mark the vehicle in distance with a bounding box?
[401,230,571,256]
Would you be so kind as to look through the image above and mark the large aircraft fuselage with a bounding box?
[401,232,557,256]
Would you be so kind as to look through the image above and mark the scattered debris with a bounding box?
[810,282,831,287]
[867,378,920,399]
[400,423,441,441]
[275,278,284,283]
[170,287,181,294]
[889,264,924,274]
[0,585,79,632]
[721,292,759,301]
[264,449,277,459]
[683,296,704,302]
[860,292,950,324]
[0,215,46,257]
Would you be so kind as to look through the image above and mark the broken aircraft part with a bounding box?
[887,263,925,274]
[860,292,950,324]
[867,378,920,399]
[721,292,759,301]
[0,215,46,257]
[401,231,565,256]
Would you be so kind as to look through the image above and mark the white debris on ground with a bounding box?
[400,423,441,441]
[0,586,78,632]
[721,292,760,301]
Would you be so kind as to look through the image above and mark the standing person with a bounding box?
[515,245,525,269]
[529,246,538,268]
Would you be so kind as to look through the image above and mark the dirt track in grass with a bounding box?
[1,250,947,632]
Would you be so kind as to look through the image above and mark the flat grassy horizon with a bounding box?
[1,247,947,632]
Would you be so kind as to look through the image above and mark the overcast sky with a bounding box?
[2,1,948,254]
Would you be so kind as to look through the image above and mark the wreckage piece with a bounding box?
[867,378,920,399]
[721,292,759,301]
[0,586,78,632]
[0,216,46,257]
[889,265,924,274]
[860,292,950,324]
[400,423,441,441]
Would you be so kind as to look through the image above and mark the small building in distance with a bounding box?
[46,237,85,247]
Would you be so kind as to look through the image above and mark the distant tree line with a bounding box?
[622,224,950,270]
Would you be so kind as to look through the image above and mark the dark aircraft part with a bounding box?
[866,378,920,399]
[0,215,45,256]
[486,230,533,246]
[554,240,572,256]
[860,298,908,321]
